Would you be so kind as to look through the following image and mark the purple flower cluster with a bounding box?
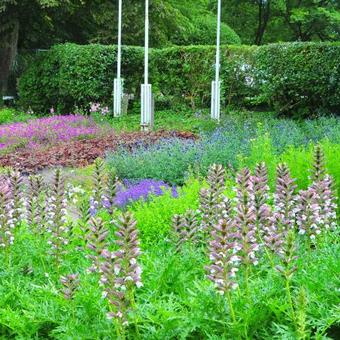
[115,179,178,208]
[90,177,178,216]
[0,115,100,152]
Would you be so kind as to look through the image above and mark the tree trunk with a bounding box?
[254,1,271,45]
[0,17,19,104]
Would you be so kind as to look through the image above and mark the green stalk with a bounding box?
[226,291,236,324]
[285,276,295,322]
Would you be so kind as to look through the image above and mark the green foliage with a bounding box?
[128,178,201,245]
[107,115,340,186]
[0,108,33,124]
[93,108,218,133]
[0,189,338,338]
[255,42,340,117]
[18,42,340,117]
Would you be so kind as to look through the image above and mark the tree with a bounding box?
[254,0,271,45]
[0,0,87,100]
[220,0,339,44]
[279,0,340,41]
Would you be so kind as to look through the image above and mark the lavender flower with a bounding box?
[60,273,80,300]
[100,212,142,325]
[115,179,178,208]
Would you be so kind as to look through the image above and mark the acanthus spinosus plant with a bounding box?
[251,162,271,236]
[233,168,259,268]
[45,169,70,265]
[0,176,14,249]
[86,217,109,273]
[273,163,298,232]
[26,174,46,233]
[206,217,239,323]
[100,212,142,327]
[172,209,199,252]
[60,273,80,300]
[8,170,26,225]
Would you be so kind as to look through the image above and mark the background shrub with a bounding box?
[18,42,340,117]
[254,42,340,117]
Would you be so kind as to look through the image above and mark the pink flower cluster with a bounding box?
[89,102,110,116]
[0,115,101,152]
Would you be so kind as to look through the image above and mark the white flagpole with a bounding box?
[211,0,221,122]
[144,0,149,85]
[113,0,123,117]
[141,0,153,131]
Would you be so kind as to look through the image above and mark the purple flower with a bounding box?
[0,115,101,152]
[115,179,178,208]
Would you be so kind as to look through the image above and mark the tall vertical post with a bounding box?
[113,0,123,117]
[141,0,153,131]
[211,0,222,122]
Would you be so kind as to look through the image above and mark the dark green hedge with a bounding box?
[254,42,340,117]
[18,42,340,117]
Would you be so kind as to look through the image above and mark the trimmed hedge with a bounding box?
[18,42,340,117]
[255,42,340,118]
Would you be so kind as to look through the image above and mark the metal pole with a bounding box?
[113,0,123,117]
[211,0,221,121]
[117,0,122,80]
[144,0,149,85]
[215,0,221,84]
[141,0,153,131]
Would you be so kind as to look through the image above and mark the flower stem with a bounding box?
[226,291,236,324]
[285,277,295,322]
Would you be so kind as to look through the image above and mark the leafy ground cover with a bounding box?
[107,115,340,185]
[0,147,338,339]
[0,115,102,154]
[0,111,195,172]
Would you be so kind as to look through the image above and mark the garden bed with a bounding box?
[0,130,196,172]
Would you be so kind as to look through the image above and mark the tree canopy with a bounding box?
[0,0,339,97]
